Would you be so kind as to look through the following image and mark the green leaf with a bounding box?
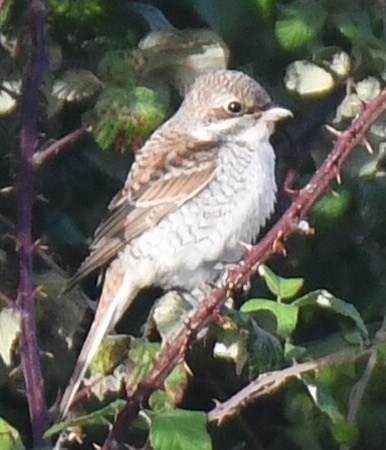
[240,299,299,338]
[377,342,386,363]
[250,0,274,18]
[126,342,161,391]
[49,0,105,24]
[302,374,344,423]
[284,60,335,97]
[334,12,386,51]
[52,69,103,103]
[258,264,304,299]
[284,342,306,362]
[343,330,363,345]
[44,399,125,437]
[153,290,194,342]
[313,46,351,79]
[97,50,136,88]
[293,290,369,341]
[91,86,167,151]
[150,409,212,450]
[332,420,359,446]
[310,188,352,234]
[213,311,282,377]
[0,307,20,367]
[149,391,172,413]
[90,335,131,375]
[149,364,188,412]
[275,2,326,50]
[213,326,249,374]
[0,0,14,28]
[0,417,25,450]
[247,323,283,377]
[0,80,21,116]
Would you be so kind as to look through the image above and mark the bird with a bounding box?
[58,69,292,418]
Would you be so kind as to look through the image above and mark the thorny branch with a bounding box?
[16,0,49,446]
[208,346,373,424]
[100,89,386,450]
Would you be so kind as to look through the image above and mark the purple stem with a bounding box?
[16,0,49,446]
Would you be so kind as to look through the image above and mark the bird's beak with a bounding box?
[263,106,293,123]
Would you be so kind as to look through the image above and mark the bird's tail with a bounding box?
[58,269,139,419]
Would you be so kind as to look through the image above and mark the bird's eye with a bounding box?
[226,101,243,115]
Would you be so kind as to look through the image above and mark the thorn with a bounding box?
[362,138,374,155]
[0,186,13,195]
[273,238,287,256]
[33,238,48,251]
[212,398,223,408]
[335,170,342,185]
[34,284,47,298]
[283,169,299,196]
[325,124,342,137]
[326,185,339,197]
[36,193,49,203]
[284,186,298,196]
[239,240,253,252]
[41,350,54,359]
[211,307,225,325]
[358,98,369,110]
[183,360,194,377]
[9,365,22,378]
[67,427,84,445]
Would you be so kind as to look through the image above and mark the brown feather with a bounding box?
[67,134,217,288]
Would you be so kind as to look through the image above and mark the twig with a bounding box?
[32,125,89,166]
[208,347,372,424]
[340,310,386,450]
[16,0,49,446]
[100,90,386,449]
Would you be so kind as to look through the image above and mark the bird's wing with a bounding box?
[67,135,217,288]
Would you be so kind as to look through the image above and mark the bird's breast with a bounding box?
[127,139,276,290]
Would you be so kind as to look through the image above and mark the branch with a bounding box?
[208,346,372,424]
[99,90,386,449]
[32,125,89,167]
[16,0,49,446]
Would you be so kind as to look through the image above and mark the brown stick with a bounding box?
[32,125,88,166]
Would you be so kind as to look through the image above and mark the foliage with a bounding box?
[1,0,386,449]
